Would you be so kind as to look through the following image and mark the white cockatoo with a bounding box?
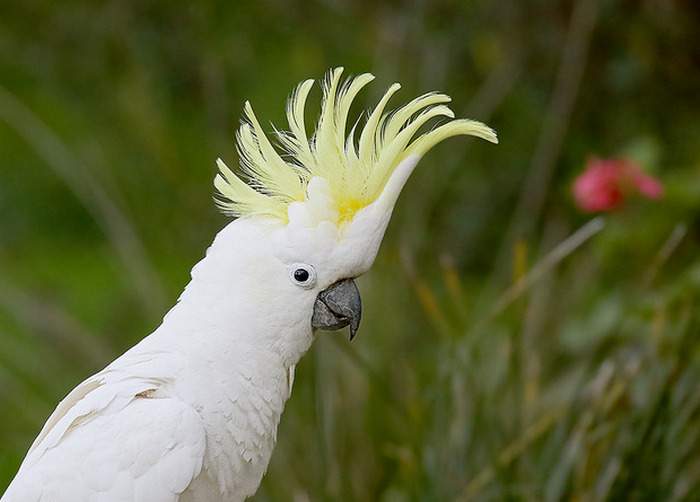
[1,68,496,502]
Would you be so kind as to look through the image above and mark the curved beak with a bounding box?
[311,279,362,340]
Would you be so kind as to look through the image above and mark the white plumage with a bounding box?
[2,68,495,501]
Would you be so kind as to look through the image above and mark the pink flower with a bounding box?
[572,158,663,213]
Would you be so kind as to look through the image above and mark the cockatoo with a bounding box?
[1,67,496,502]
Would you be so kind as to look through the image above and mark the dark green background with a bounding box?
[2,1,700,500]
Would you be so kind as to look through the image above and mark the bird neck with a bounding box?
[147,295,296,499]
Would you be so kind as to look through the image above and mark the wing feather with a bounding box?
[3,371,206,502]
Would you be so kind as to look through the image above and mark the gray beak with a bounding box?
[311,279,362,340]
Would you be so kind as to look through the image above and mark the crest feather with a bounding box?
[283,79,315,170]
[215,68,498,222]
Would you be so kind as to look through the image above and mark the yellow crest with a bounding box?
[215,68,497,223]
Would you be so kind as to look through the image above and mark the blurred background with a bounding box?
[2,0,700,500]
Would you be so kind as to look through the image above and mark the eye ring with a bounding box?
[289,263,317,289]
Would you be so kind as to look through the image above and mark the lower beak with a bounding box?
[311,279,362,340]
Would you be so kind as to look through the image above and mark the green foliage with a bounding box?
[2,1,700,500]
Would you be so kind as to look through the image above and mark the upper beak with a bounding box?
[311,279,362,340]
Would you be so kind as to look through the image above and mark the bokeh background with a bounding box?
[2,1,700,500]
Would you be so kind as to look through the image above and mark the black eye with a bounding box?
[289,263,317,288]
[294,268,310,283]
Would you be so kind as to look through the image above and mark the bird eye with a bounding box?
[294,269,309,282]
[289,263,317,289]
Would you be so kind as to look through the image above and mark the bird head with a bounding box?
[207,68,496,352]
